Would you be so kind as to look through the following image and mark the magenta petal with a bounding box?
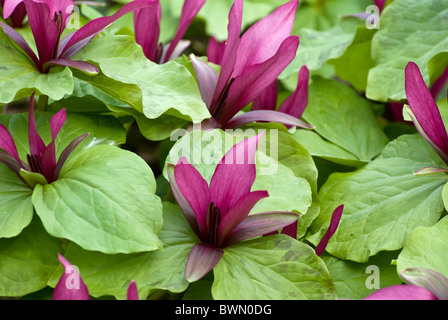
[218,190,269,246]
[314,204,343,256]
[49,108,66,140]
[2,0,24,18]
[278,65,309,118]
[224,110,313,130]
[190,54,218,109]
[53,253,90,300]
[41,140,56,183]
[251,80,278,111]
[281,221,298,239]
[28,93,46,156]
[46,59,99,75]
[363,285,438,300]
[185,243,223,282]
[134,2,161,62]
[400,268,448,300]
[373,0,386,13]
[223,211,300,247]
[405,62,448,164]
[126,280,139,300]
[61,0,157,58]
[164,0,206,62]
[0,123,21,164]
[0,22,40,67]
[209,133,262,212]
[233,0,298,77]
[207,36,226,65]
[173,157,210,235]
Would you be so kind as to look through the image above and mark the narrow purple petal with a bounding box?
[363,285,438,300]
[49,108,66,140]
[164,0,206,62]
[0,123,21,164]
[185,243,223,282]
[53,253,90,300]
[28,93,46,156]
[251,80,278,111]
[281,221,298,239]
[414,166,448,175]
[0,152,23,174]
[209,133,262,213]
[126,280,139,300]
[278,65,309,119]
[0,22,40,67]
[223,211,300,247]
[174,157,210,236]
[40,139,56,183]
[224,110,314,130]
[207,36,226,65]
[314,204,343,256]
[45,58,99,75]
[134,2,161,62]
[61,0,157,58]
[219,36,299,125]
[405,62,448,164]
[232,0,298,77]
[373,0,386,13]
[190,54,218,109]
[400,268,448,300]
[53,132,89,180]
[217,190,269,246]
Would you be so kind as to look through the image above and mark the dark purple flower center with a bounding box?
[207,202,222,246]
[26,153,43,175]
[210,78,235,122]
[51,10,64,61]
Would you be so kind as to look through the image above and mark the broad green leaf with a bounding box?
[366,0,448,102]
[212,234,337,300]
[0,29,74,104]
[321,251,402,300]
[32,145,163,254]
[397,216,448,278]
[47,202,198,299]
[293,77,389,166]
[308,134,448,262]
[0,218,63,297]
[73,35,210,123]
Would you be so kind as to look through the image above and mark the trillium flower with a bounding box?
[190,0,312,130]
[134,0,205,63]
[404,62,448,175]
[167,134,300,282]
[0,0,26,28]
[363,267,448,300]
[1,0,157,73]
[54,253,139,300]
[0,93,89,187]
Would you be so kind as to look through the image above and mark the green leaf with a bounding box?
[32,145,163,254]
[308,134,448,262]
[0,218,63,297]
[0,29,74,104]
[293,77,389,166]
[366,0,448,102]
[212,234,337,300]
[397,216,448,278]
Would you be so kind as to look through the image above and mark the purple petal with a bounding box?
[373,0,386,13]
[53,132,89,180]
[0,123,21,164]
[9,2,26,28]
[314,204,343,256]
[164,0,205,63]
[28,93,46,156]
[60,0,157,58]
[40,139,56,183]
[174,157,210,236]
[190,54,218,109]
[134,2,161,62]
[278,65,309,119]
[281,221,298,239]
[400,268,448,300]
[2,0,24,18]
[0,22,40,67]
[251,80,278,111]
[405,62,448,164]
[49,108,66,140]
[414,166,448,175]
[160,39,190,63]
[209,133,262,213]
[363,285,438,300]
[223,211,300,247]
[225,110,313,130]
[217,190,269,246]
[185,243,223,282]
[45,58,99,75]
[219,36,299,125]
[53,253,90,300]
[126,280,139,300]
[232,0,298,77]
[207,36,226,65]
[0,152,23,174]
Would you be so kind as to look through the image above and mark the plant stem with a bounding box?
[37,95,48,112]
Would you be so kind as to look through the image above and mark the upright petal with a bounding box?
[0,123,21,164]
[209,133,262,212]
[2,0,23,18]
[363,285,438,300]
[174,157,211,236]
[126,280,139,300]
[185,243,223,282]
[207,36,226,65]
[28,93,46,156]
[278,65,309,119]
[190,54,218,109]
[134,1,161,62]
[373,0,386,13]
[251,80,278,111]
[314,204,343,256]
[53,253,90,300]
[405,62,448,164]
[163,0,206,63]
